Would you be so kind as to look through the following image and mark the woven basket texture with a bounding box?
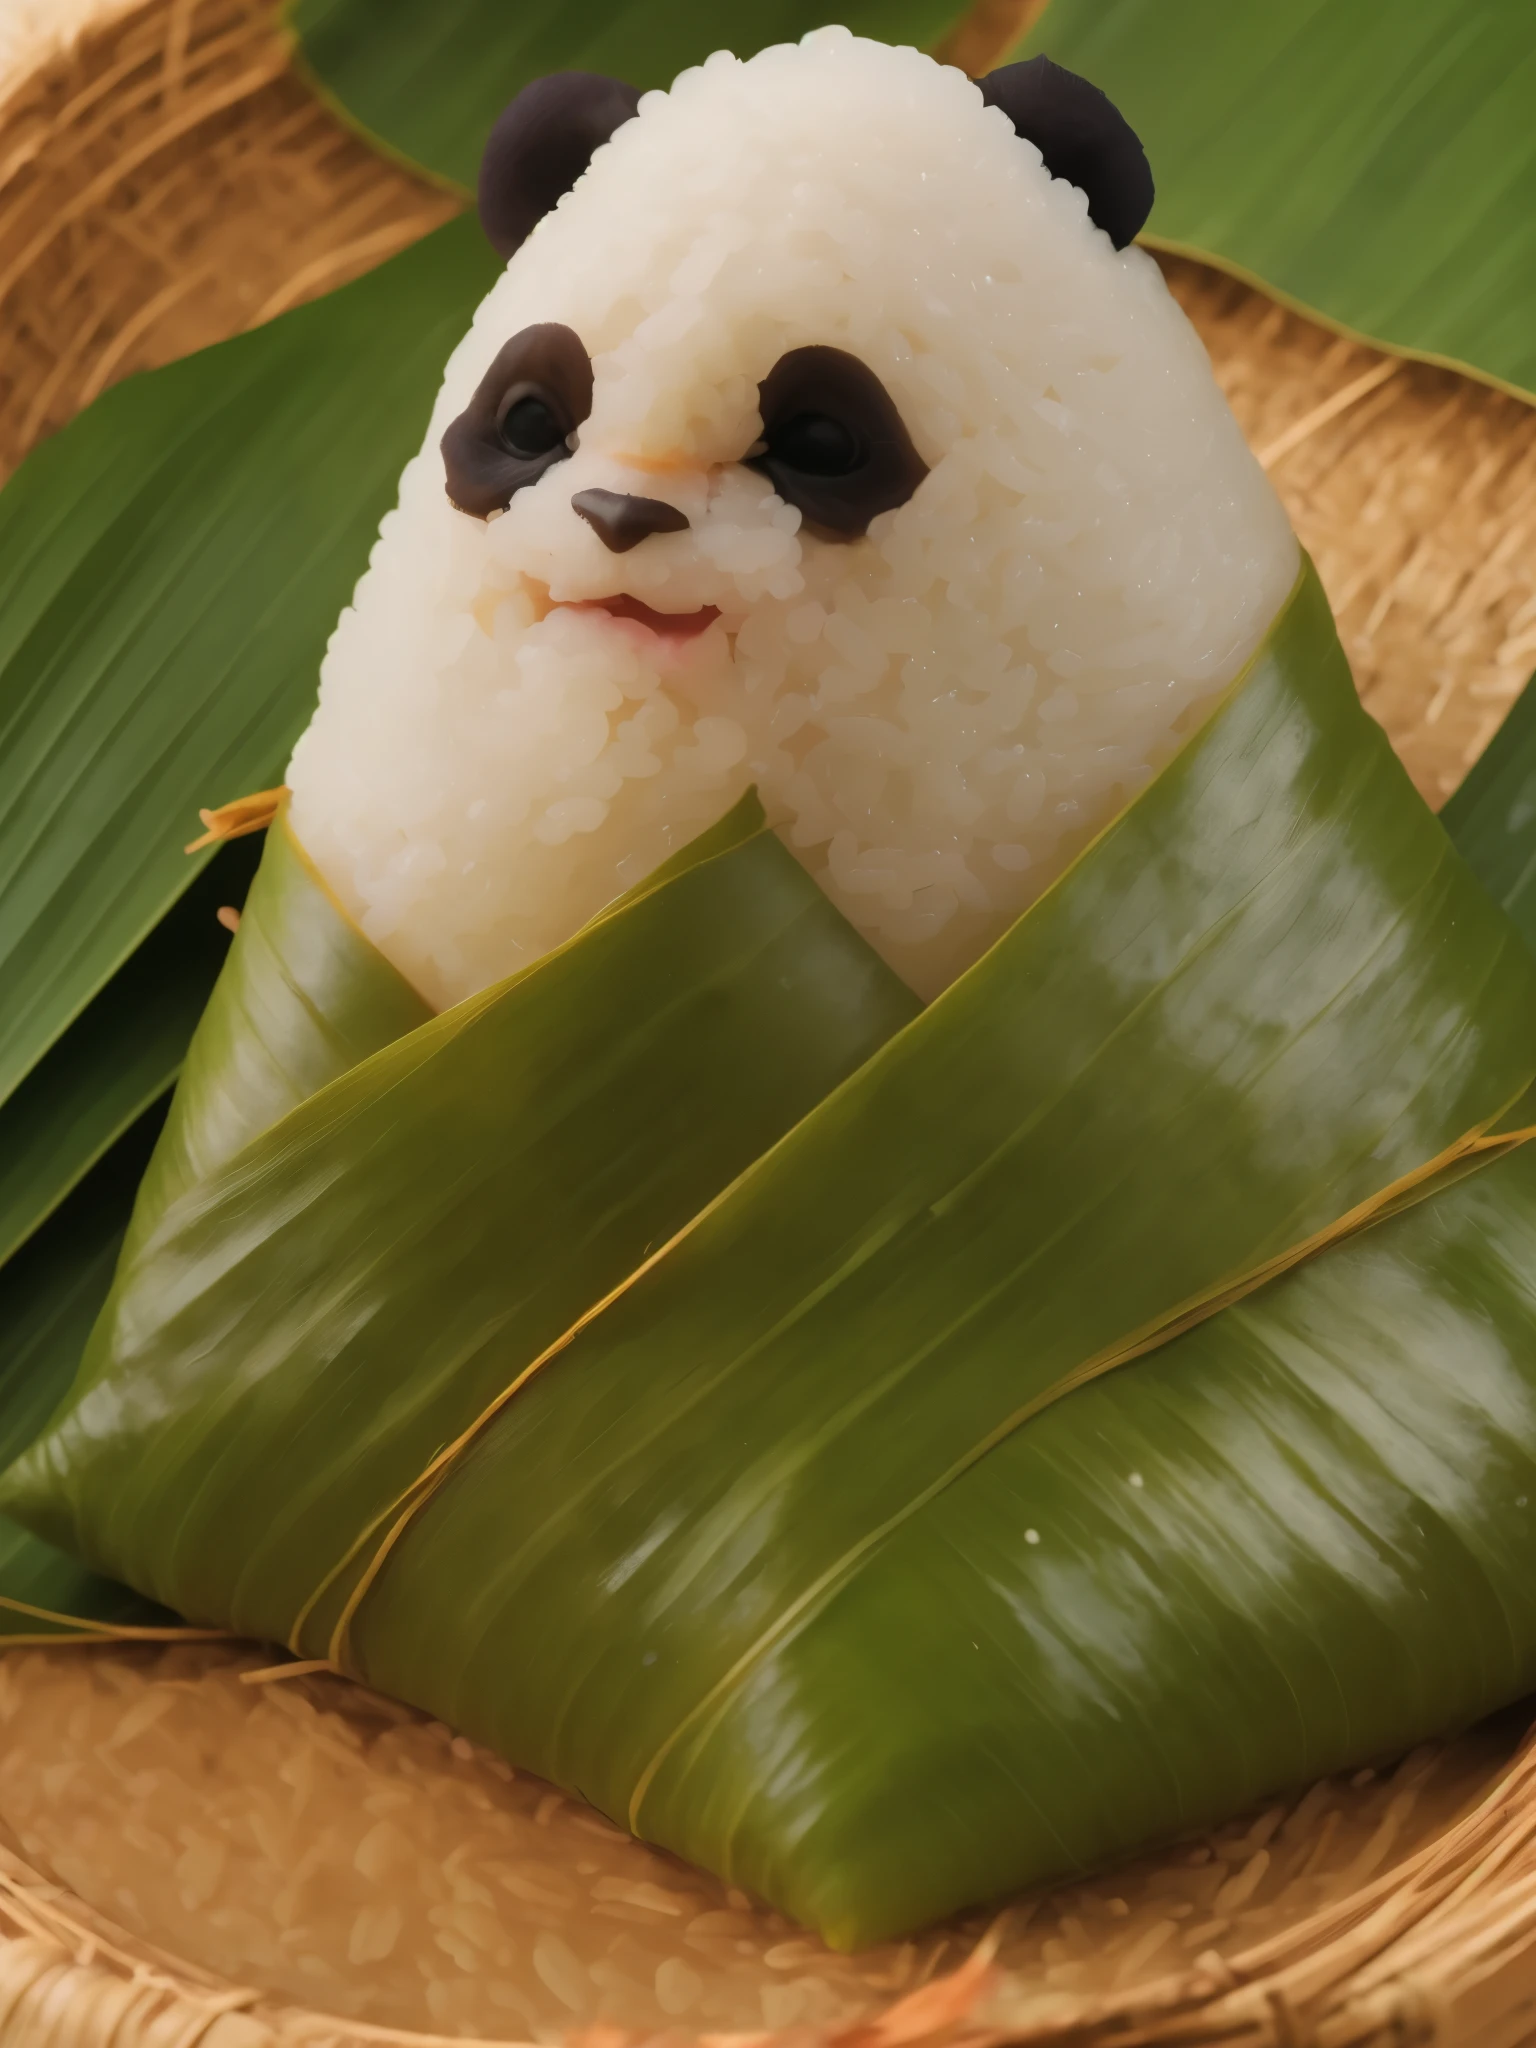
[3,3,1536,2044]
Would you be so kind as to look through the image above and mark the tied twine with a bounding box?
[184,786,288,853]
[0,1592,231,1650]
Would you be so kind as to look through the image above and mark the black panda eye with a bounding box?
[498,390,567,458]
[767,412,862,477]
[744,346,928,540]
[441,323,593,518]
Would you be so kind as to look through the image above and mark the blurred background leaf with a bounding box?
[0,215,496,1157]
[0,1106,186,1637]
[5,0,1536,1645]
[1442,665,1536,942]
[1018,0,1536,400]
[0,838,262,1273]
[0,214,495,1546]
[286,0,974,191]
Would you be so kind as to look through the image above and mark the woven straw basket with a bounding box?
[6,3,1536,2044]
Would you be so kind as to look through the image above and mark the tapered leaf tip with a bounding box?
[978,55,1153,250]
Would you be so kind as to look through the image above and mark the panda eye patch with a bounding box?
[745,346,928,539]
[442,323,593,518]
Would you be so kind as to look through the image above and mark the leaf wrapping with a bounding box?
[8,564,1536,1943]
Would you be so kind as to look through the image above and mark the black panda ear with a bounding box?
[977,55,1153,250]
[478,72,642,260]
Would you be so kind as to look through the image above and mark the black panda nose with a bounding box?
[571,488,690,554]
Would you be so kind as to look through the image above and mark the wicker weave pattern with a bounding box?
[3,2,1536,2043]
[0,0,455,481]
[0,1695,1535,2047]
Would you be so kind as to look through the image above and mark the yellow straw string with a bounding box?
[184,784,288,853]
[1257,357,1402,470]
[239,1658,338,1686]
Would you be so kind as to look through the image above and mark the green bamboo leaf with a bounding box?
[334,566,1536,1940]
[0,214,497,1122]
[0,792,798,1634]
[1441,667,1536,946]
[648,1136,1536,1940]
[0,796,444,1629]
[9,565,1536,1940]
[287,0,974,192]
[123,815,434,1258]
[0,1109,184,1639]
[0,838,263,1273]
[128,788,774,1269]
[1018,0,1536,400]
[0,798,919,1644]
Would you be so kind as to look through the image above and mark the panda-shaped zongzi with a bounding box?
[286,29,1296,1007]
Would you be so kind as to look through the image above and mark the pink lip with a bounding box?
[570,594,722,641]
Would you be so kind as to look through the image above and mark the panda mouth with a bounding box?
[571,594,722,641]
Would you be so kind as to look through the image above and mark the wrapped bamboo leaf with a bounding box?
[0,836,262,1272]
[9,555,1536,1940]
[8,30,1536,1955]
[1443,661,1536,939]
[0,1118,213,1644]
[3,784,919,1634]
